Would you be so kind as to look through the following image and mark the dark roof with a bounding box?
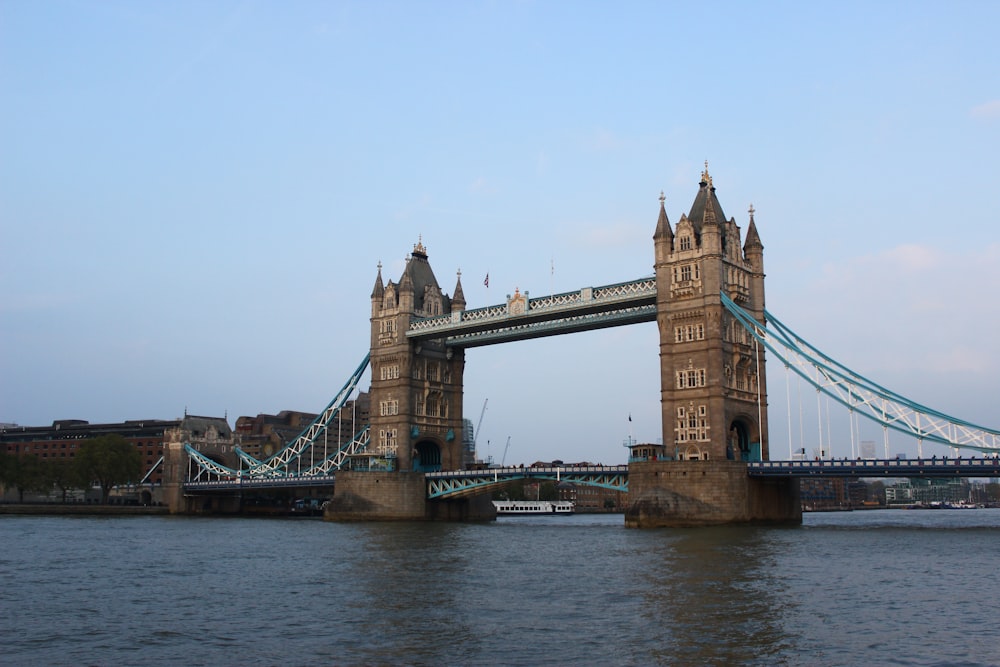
[400,240,447,312]
[686,179,728,235]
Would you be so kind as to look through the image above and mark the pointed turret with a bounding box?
[653,191,674,265]
[686,162,729,237]
[654,191,674,241]
[743,204,763,254]
[371,261,385,300]
[697,163,723,255]
[451,270,466,312]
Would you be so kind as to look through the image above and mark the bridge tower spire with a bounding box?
[653,166,770,462]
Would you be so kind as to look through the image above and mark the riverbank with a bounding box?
[0,503,169,516]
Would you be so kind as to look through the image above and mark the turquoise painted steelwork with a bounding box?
[425,465,629,499]
[184,354,371,482]
[721,293,1000,454]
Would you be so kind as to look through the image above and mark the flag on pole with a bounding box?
[484,273,489,288]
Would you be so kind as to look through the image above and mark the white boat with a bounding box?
[492,500,575,515]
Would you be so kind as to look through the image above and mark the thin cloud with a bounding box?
[881,243,940,272]
[469,177,497,195]
[586,129,626,151]
[809,242,999,374]
[970,100,1000,120]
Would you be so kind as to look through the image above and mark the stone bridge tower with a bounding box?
[326,239,492,521]
[653,164,770,462]
[368,239,467,473]
[628,165,798,527]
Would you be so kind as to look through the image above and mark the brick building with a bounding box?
[0,414,232,488]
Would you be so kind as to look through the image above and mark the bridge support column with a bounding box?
[625,461,801,528]
[324,471,495,522]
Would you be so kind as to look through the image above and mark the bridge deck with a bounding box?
[426,465,629,498]
[184,475,336,493]
[748,458,1000,478]
[181,458,1000,496]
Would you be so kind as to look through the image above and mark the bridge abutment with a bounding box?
[324,471,495,522]
[625,461,800,528]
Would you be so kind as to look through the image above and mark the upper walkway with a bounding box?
[406,277,656,347]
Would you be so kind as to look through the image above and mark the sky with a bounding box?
[2,1,998,465]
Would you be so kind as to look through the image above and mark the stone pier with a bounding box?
[324,471,496,522]
[625,460,801,528]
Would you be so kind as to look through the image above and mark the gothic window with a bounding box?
[677,369,707,389]
[380,364,400,381]
[679,236,692,251]
[426,393,440,417]
[680,265,692,282]
[675,323,706,342]
[427,363,439,382]
[415,393,424,415]
[675,404,709,443]
[379,428,398,454]
[379,400,398,416]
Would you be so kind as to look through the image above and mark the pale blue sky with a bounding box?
[2,1,998,463]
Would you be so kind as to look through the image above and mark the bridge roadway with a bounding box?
[184,475,336,493]
[747,457,1000,478]
[181,458,1000,496]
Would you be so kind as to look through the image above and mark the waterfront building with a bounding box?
[0,414,232,498]
[886,478,970,506]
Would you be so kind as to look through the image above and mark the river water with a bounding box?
[2,509,997,666]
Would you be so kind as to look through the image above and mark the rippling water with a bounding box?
[2,510,998,666]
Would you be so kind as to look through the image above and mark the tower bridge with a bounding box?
[168,166,1000,525]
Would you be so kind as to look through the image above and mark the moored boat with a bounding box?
[493,500,575,515]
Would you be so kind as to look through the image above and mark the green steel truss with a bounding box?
[425,465,629,499]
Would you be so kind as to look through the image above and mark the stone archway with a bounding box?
[682,444,703,461]
[413,440,442,472]
[728,420,752,461]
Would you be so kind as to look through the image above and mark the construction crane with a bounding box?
[472,398,488,462]
[501,436,511,466]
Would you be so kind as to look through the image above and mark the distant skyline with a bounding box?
[2,1,998,463]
